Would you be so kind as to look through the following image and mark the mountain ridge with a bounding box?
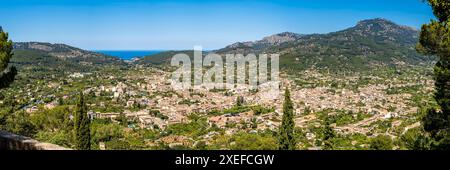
[9,18,431,73]
[13,42,124,66]
[217,32,305,54]
[217,18,420,54]
[138,18,430,72]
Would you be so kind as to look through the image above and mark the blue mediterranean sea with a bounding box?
[95,50,162,60]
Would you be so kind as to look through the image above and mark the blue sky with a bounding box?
[0,0,434,50]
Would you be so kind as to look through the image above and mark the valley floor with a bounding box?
[0,64,435,150]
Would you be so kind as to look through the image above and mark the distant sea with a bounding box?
[94,50,162,60]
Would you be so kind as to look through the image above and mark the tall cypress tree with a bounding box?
[278,88,296,150]
[0,26,17,90]
[322,118,336,150]
[416,0,450,149]
[74,91,91,150]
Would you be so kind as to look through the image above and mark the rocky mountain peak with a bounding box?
[221,32,303,51]
[357,18,395,27]
[262,32,303,45]
[353,18,418,34]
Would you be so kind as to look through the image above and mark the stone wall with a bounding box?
[0,130,71,150]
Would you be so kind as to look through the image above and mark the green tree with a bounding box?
[209,132,278,150]
[74,91,91,150]
[369,135,394,150]
[116,112,128,126]
[322,119,336,150]
[0,27,20,136]
[400,128,431,150]
[236,96,244,107]
[416,0,450,150]
[278,88,296,150]
[5,110,36,137]
[0,26,17,89]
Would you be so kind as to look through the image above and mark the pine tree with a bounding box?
[416,0,450,149]
[0,26,17,90]
[74,91,91,150]
[278,88,296,150]
[322,118,336,150]
[236,96,244,107]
